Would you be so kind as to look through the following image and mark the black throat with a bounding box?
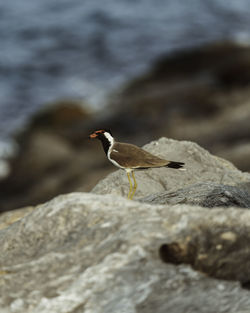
[99,135,112,155]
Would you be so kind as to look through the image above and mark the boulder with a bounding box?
[0,206,34,231]
[92,138,250,199]
[141,182,250,208]
[1,193,250,312]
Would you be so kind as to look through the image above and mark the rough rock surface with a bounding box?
[141,182,250,208]
[93,138,250,199]
[0,206,34,231]
[1,193,250,313]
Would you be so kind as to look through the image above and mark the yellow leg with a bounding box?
[127,172,133,199]
[130,171,137,200]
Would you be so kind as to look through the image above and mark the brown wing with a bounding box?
[110,142,170,168]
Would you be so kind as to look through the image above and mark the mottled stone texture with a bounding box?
[0,193,250,313]
[1,139,250,313]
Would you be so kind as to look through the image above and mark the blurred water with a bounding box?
[1,0,250,143]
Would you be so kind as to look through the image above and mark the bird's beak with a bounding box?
[89,133,97,139]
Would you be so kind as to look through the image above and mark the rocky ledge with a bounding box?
[92,137,250,198]
[0,138,250,313]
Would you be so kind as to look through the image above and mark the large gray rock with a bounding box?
[1,193,250,312]
[141,182,250,208]
[92,138,250,199]
[0,206,34,231]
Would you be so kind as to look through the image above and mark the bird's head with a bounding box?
[89,129,113,140]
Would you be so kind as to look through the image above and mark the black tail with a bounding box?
[166,161,185,169]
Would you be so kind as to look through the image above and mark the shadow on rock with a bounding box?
[159,224,250,289]
[141,182,250,208]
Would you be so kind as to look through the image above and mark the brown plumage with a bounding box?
[110,142,174,169]
[89,129,185,199]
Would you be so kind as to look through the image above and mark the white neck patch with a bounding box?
[104,132,114,146]
[105,132,122,168]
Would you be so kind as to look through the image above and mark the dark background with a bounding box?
[1,0,250,210]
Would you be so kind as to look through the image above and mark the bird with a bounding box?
[89,129,185,199]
